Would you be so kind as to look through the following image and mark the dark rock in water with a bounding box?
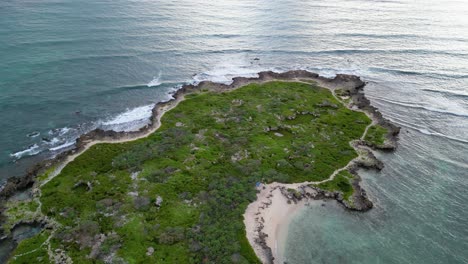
[42,137,51,143]
[348,177,373,211]
[0,163,41,199]
[253,58,260,60]
[27,131,40,138]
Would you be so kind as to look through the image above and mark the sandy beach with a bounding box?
[243,183,313,264]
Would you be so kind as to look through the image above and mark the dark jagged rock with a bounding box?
[0,164,39,199]
[348,176,374,211]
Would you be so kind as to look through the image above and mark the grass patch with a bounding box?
[2,200,39,234]
[312,171,355,201]
[8,231,50,264]
[365,124,388,146]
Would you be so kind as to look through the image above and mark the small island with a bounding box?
[0,71,399,263]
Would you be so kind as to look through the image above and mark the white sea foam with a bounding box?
[101,104,154,131]
[192,58,265,84]
[191,57,362,85]
[147,72,162,87]
[10,144,41,159]
[8,64,370,162]
[161,84,182,101]
[49,141,75,152]
[58,127,71,136]
[305,66,365,79]
[43,137,61,145]
[102,105,154,126]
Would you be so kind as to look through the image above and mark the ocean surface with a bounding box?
[0,0,467,263]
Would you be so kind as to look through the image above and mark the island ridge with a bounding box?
[0,71,399,264]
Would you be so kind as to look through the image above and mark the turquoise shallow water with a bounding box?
[0,0,467,263]
[284,133,468,263]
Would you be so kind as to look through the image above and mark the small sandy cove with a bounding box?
[244,182,313,264]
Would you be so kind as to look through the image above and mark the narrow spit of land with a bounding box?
[0,71,399,264]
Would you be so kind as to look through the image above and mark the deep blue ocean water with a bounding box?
[0,0,467,263]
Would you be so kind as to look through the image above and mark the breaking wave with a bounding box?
[49,141,75,152]
[191,58,266,84]
[147,71,162,87]
[10,144,41,160]
[101,104,154,132]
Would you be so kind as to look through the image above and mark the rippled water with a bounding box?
[284,133,468,263]
[0,0,467,263]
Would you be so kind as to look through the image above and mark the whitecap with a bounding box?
[43,137,61,145]
[162,84,182,101]
[147,72,162,87]
[10,144,41,159]
[49,141,75,152]
[58,127,72,136]
[101,104,154,132]
[192,58,265,84]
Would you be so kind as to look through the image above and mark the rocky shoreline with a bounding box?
[0,70,398,200]
[0,70,399,263]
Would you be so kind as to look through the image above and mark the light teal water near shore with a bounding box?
[0,0,467,263]
[284,133,468,263]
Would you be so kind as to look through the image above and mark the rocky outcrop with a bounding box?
[0,164,40,199]
[254,228,274,264]
[348,176,373,211]
[345,80,400,151]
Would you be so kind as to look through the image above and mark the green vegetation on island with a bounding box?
[9,231,50,264]
[311,171,355,202]
[5,81,386,263]
[365,124,388,147]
